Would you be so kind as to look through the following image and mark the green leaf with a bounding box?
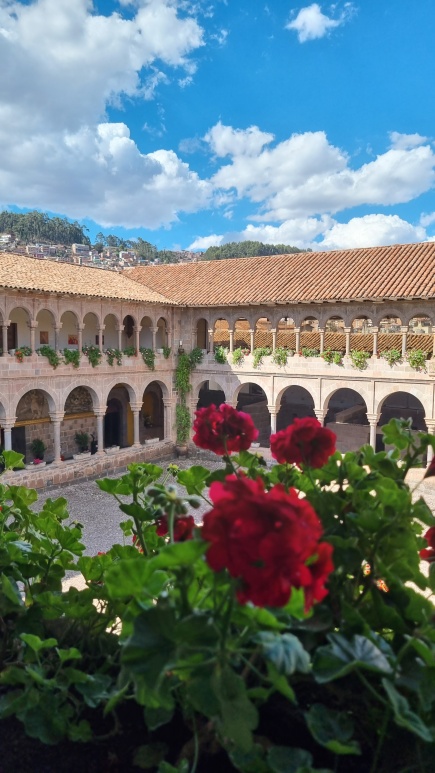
[96,477,132,495]
[56,647,82,663]
[149,540,207,569]
[1,573,24,607]
[230,744,270,773]
[255,632,310,675]
[76,673,113,708]
[266,663,296,702]
[67,720,93,742]
[187,674,221,718]
[177,465,210,494]
[20,633,58,652]
[133,743,169,770]
[122,607,178,690]
[381,418,415,450]
[144,705,174,731]
[382,679,434,742]
[105,558,168,600]
[305,704,361,755]
[213,666,258,752]
[267,746,313,773]
[313,634,393,683]
[2,450,25,470]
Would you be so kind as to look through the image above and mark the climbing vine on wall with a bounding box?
[174,347,204,444]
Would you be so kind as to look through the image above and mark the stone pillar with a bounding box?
[98,325,105,353]
[228,329,234,353]
[249,329,255,354]
[271,329,277,352]
[78,324,84,353]
[116,325,123,351]
[208,328,214,353]
[367,413,379,451]
[163,398,174,441]
[130,403,142,446]
[314,409,326,425]
[372,327,379,357]
[94,410,105,455]
[151,326,158,351]
[401,325,408,357]
[30,321,37,353]
[54,324,62,352]
[49,412,64,464]
[344,327,351,356]
[134,326,140,354]
[295,327,301,354]
[425,421,435,466]
[268,406,277,434]
[318,328,325,354]
[2,419,15,451]
[2,322,9,356]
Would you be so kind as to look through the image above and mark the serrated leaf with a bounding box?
[2,450,25,470]
[382,679,434,742]
[313,634,393,683]
[149,540,206,569]
[177,466,210,494]
[213,666,258,752]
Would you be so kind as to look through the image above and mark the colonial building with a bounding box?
[1,242,435,487]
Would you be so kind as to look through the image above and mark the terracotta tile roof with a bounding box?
[0,253,171,304]
[125,242,435,306]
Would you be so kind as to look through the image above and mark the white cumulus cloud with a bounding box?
[188,234,224,250]
[318,214,426,250]
[286,3,354,43]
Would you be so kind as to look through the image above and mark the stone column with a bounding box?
[228,329,234,353]
[163,398,174,441]
[94,410,105,455]
[295,327,301,354]
[78,324,84,354]
[372,327,379,357]
[130,403,142,446]
[268,406,277,434]
[30,321,37,353]
[134,326,140,354]
[151,326,158,351]
[425,421,435,466]
[271,328,277,352]
[432,326,435,356]
[98,325,105,353]
[49,412,64,464]
[54,324,62,352]
[318,328,325,354]
[116,325,123,351]
[249,329,255,354]
[401,325,408,357]
[2,321,9,356]
[314,409,326,425]
[208,328,214,353]
[344,327,351,356]
[2,419,15,451]
[367,413,379,451]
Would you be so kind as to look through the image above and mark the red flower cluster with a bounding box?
[192,403,259,455]
[156,515,195,542]
[419,527,435,562]
[201,475,333,609]
[270,417,336,468]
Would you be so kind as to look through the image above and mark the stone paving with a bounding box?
[31,454,435,590]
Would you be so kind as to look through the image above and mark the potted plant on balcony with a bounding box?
[29,438,46,467]
[73,431,91,459]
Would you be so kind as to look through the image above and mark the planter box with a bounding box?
[145,438,159,445]
[26,461,46,469]
[73,452,91,460]
[104,446,120,455]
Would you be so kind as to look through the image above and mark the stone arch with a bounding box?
[323,387,369,452]
[196,379,226,409]
[376,390,427,431]
[142,380,166,442]
[103,313,119,349]
[233,317,252,350]
[213,317,230,350]
[275,315,296,350]
[375,311,403,329]
[276,385,315,431]
[300,315,320,353]
[82,311,100,348]
[13,385,58,418]
[61,385,100,459]
[105,383,135,448]
[62,383,101,413]
[7,305,32,350]
[103,379,139,406]
[233,381,270,446]
[35,307,56,349]
[0,393,8,423]
[139,315,153,348]
[122,314,136,346]
[156,316,168,349]
[6,299,33,320]
[13,387,59,463]
[196,317,208,350]
[59,310,80,350]
[254,316,273,349]
[407,314,432,331]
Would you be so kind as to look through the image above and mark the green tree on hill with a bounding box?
[201,240,309,260]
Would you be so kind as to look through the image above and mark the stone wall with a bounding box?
[326,422,370,452]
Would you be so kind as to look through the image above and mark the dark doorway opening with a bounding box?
[104,399,122,447]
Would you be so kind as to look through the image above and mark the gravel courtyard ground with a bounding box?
[32,455,435,587]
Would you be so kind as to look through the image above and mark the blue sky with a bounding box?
[1,0,435,251]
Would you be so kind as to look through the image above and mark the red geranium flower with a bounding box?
[156,515,195,542]
[201,475,333,609]
[192,403,258,455]
[270,417,336,468]
[419,526,435,562]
